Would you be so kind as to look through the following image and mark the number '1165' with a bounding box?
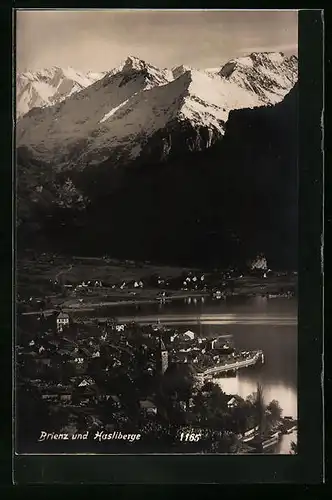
[180,433,201,442]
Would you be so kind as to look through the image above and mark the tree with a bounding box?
[247,382,266,434]
[232,400,254,435]
[210,431,242,454]
[156,363,196,425]
[191,382,231,430]
[162,363,195,404]
[266,399,283,425]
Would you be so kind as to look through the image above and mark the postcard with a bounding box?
[14,8,301,465]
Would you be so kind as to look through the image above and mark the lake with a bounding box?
[78,294,298,454]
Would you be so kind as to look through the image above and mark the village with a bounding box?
[17,252,297,317]
[16,309,297,454]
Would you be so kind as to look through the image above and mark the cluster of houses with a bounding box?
[19,311,267,447]
[51,277,145,293]
[21,312,255,385]
[162,328,238,371]
[180,273,205,291]
[57,272,208,293]
[25,372,159,419]
[17,314,173,422]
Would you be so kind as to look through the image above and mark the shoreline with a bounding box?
[20,291,297,318]
[20,293,209,316]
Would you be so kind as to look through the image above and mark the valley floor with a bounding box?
[16,254,296,314]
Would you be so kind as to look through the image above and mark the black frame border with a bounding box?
[3,7,324,484]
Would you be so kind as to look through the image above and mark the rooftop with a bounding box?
[57,312,70,319]
[139,400,157,409]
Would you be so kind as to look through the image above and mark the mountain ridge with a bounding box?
[17,51,297,120]
[17,52,297,168]
[16,52,298,269]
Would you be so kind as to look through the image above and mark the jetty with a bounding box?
[199,350,264,378]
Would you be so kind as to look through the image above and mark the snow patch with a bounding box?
[205,67,222,75]
[234,57,254,68]
[182,70,263,131]
[99,99,130,123]
[267,52,285,64]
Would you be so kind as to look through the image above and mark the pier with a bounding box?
[199,350,264,378]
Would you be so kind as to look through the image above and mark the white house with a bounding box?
[78,377,94,387]
[184,330,196,341]
[56,312,70,332]
[227,397,237,408]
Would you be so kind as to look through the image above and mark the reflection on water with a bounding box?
[185,323,297,419]
[111,295,297,318]
[89,297,297,418]
[275,430,297,455]
[215,377,297,418]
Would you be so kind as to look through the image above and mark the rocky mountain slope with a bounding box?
[16,53,298,269]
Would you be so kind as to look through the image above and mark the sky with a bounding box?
[16,10,298,73]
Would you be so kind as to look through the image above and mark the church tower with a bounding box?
[157,336,169,375]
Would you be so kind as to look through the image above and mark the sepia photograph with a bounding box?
[15,9,298,456]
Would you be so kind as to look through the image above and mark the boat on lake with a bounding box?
[241,425,260,443]
[285,425,297,434]
[279,416,298,435]
[250,430,281,452]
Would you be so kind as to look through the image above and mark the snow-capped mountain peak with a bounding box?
[172,64,193,79]
[16,66,106,119]
[118,56,174,87]
[219,51,297,74]
[218,51,298,104]
[123,55,148,72]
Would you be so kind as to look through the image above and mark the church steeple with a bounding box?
[157,334,168,375]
